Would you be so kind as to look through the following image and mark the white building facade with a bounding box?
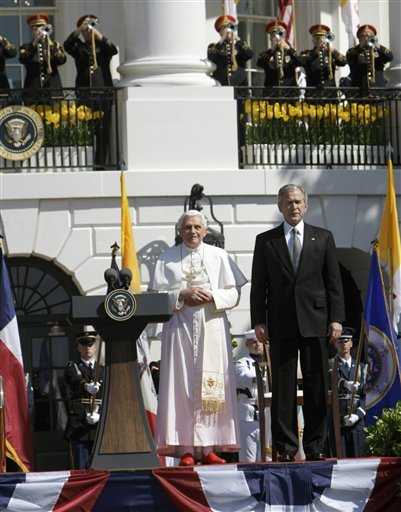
[0,0,400,468]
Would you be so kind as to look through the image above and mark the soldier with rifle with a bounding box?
[234,329,272,462]
[64,325,103,469]
[330,327,367,457]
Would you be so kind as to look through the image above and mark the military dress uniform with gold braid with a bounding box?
[257,47,299,88]
[346,44,393,89]
[299,24,346,97]
[299,47,346,88]
[64,358,103,468]
[208,39,253,87]
[64,17,118,167]
[0,36,17,90]
[63,33,117,89]
[19,15,66,92]
[331,354,367,457]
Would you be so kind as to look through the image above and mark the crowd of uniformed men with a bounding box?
[0,13,393,92]
[0,13,116,91]
[207,15,393,90]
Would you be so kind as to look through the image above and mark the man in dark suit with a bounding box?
[250,184,344,461]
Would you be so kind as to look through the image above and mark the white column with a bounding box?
[118,0,215,86]
[387,0,401,87]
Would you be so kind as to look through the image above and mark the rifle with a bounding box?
[348,320,365,416]
[330,358,343,458]
[254,342,273,462]
[254,360,266,462]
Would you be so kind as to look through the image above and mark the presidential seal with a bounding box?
[366,325,397,410]
[0,106,44,161]
[104,289,137,322]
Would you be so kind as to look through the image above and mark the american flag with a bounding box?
[279,0,295,46]
[0,459,400,511]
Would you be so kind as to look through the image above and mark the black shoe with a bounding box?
[276,452,295,462]
[305,452,325,461]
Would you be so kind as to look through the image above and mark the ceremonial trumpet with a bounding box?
[325,31,335,44]
[86,18,99,30]
[367,35,378,48]
[273,28,285,40]
[39,23,53,37]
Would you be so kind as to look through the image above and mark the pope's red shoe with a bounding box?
[202,452,226,465]
[179,453,196,466]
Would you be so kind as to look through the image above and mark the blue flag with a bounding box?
[364,247,401,424]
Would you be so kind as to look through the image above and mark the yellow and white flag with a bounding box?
[377,157,401,332]
[120,171,141,293]
[340,0,360,47]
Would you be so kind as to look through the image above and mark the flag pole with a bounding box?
[349,316,366,415]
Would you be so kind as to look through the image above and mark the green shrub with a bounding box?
[365,401,401,456]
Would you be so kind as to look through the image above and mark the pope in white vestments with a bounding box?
[150,210,247,466]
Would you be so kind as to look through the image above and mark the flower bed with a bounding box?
[30,101,104,147]
[242,99,389,149]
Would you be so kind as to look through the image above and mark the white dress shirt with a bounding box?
[283,220,304,254]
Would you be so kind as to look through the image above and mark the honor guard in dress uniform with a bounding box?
[331,327,367,457]
[64,15,118,168]
[257,20,299,91]
[19,14,66,91]
[299,25,346,89]
[64,325,103,469]
[208,15,253,87]
[0,35,17,90]
[234,330,271,462]
[346,24,393,90]
[64,14,118,88]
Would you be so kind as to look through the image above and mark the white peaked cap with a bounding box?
[244,329,256,340]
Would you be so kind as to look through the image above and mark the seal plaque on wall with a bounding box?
[0,105,44,161]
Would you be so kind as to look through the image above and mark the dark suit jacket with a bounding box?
[250,223,345,340]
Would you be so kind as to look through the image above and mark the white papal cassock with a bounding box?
[150,242,247,456]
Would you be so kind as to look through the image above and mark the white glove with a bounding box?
[343,413,359,427]
[84,381,100,395]
[86,411,100,425]
[343,380,360,392]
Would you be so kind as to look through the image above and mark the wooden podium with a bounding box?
[72,292,172,470]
